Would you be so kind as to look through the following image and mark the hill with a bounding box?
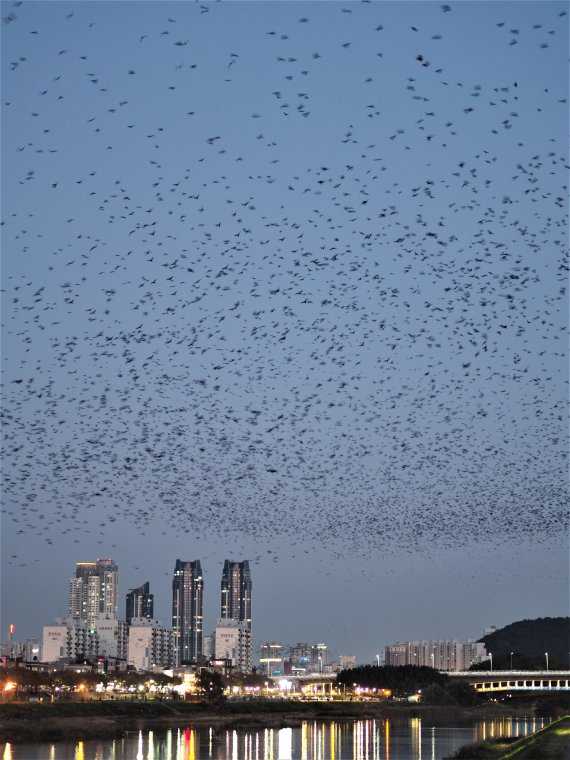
[479,617,569,668]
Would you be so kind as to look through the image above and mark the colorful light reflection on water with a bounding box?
[2,716,547,760]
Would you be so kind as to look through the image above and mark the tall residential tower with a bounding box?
[172,560,203,666]
[68,559,119,624]
[220,560,252,628]
[126,582,154,625]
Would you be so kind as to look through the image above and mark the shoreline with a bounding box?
[0,700,559,744]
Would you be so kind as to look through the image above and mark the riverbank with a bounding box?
[0,698,563,744]
[444,714,570,759]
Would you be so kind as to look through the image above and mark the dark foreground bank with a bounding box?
[444,714,570,759]
[1,697,566,744]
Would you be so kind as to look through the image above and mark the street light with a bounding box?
[375,654,380,667]
[510,652,513,671]
[489,653,493,671]
[545,652,549,671]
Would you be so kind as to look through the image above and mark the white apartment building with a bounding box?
[128,618,173,671]
[215,619,252,673]
[93,614,128,661]
[42,618,98,662]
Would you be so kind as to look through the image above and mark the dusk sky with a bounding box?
[1,0,568,664]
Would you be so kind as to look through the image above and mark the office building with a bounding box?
[215,618,252,673]
[128,618,173,671]
[220,560,252,627]
[126,582,154,624]
[172,559,203,666]
[68,559,119,624]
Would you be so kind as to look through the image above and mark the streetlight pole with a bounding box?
[510,652,513,671]
[375,654,380,667]
[545,652,549,672]
[489,653,493,671]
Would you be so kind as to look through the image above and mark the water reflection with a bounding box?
[1,716,548,760]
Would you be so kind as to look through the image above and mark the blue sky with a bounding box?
[1,0,568,663]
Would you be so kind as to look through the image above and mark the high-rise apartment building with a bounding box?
[172,560,204,666]
[126,582,154,624]
[220,560,252,627]
[68,559,119,624]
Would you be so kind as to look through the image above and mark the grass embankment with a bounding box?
[447,715,570,759]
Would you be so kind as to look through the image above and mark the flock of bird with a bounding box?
[2,1,567,568]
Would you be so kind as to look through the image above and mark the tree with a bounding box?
[337,665,448,697]
[197,670,226,706]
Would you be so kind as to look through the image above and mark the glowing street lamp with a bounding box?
[3,682,15,702]
[510,652,513,670]
[545,652,549,671]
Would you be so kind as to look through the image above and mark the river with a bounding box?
[1,716,547,760]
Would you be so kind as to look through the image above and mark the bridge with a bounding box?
[268,671,570,696]
[448,670,570,693]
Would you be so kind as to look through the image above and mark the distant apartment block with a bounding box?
[384,639,487,671]
[337,655,356,671]
[259,642,283,675]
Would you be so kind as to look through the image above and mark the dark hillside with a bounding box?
[479,618,569,667]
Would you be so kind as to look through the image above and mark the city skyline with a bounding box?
[2,1,568,663]
[5,551,558,670]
